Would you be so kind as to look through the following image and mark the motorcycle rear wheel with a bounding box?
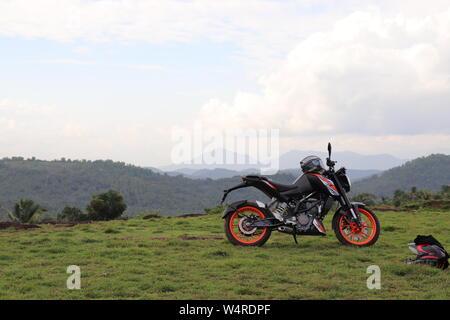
[224,205,272,247]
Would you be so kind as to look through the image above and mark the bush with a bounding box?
[137,209,161,219]
[57,206,89,222]
[350,193,377,206]
[7,199,46,224]
[86,190,127,221]
[39,214,56,223]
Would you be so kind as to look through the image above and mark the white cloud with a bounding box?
[0,99,57,115]
[32,59,163,70]
[113,63,163,71]
[198,7,450,141]
[35,58,95,65]
[280,134,450,159]
[2,1,450,162]
[0,0,349,61]
[0,99,171,165]
[2,0,448,64]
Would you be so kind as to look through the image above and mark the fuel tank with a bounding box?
[280,174,314,198]
[281,173,340,198]
[306,173,340,197]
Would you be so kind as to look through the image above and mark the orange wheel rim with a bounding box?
[339,209,377,245]
[229,206,267,244]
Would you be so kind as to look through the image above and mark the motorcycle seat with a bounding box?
[268,181,298,192]
[243,175,298,192]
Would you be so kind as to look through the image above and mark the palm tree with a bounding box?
[7,199,46,224]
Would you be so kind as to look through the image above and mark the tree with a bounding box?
[8,199,46,223]
[416,189,432,201]
[86,190,127,221]
[393,189,408,207]
[57,206,88,222]
[441,185,450,196]
[410,186,418,201]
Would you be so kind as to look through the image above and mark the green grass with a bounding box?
[0,210,448,300]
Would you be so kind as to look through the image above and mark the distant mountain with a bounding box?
[280,150,405,170]
[351,154,450,198]
[147,167,164,174]
[160,149,260,172]
[167,168,260,180]
[158,148,406,173]
[168,167,381,181]
[165,168,199,177]
[281,168,382,182]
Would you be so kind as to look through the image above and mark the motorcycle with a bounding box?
[220,143,380,247]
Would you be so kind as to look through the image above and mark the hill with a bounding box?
[0,209,448,299]
[160,148,405,171]
[351,154,450,198]
[279,150,405,170]
[0,154,446,219]
[165,167,381,181]
[281,168,381,182]
[166,168,260,179]
[0,158,295,219]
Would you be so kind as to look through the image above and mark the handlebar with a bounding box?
[326,157,337,168]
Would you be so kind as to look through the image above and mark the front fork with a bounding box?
[348,204,362,224]
[339,197,362,225]
[330,172,362,225]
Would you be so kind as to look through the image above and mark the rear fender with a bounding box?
[222,200,272,219]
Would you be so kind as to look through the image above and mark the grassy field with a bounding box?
[0,209,448,300]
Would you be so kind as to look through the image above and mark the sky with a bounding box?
[1,0,450,167]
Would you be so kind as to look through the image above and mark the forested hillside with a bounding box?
[351,154,450,198]
[0,158,295,219]
[1,154,447,220]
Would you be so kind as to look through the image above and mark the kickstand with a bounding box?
[292,233,298,245]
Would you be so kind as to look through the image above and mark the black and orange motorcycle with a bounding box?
[220,143,380,247]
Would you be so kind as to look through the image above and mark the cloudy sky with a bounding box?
[1,0,450,166]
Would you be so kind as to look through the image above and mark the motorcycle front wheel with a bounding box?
[224,205,271,247]
[332,206,380,247]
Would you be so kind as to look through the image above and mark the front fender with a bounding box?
[334,202,366,218]
[221,200,271,219]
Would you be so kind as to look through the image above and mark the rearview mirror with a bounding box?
[327,142,332,158]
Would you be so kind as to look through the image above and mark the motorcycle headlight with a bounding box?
[336,168,351,192]
[340,174,351,192]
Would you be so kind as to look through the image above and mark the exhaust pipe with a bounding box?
[278,226,294,234]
